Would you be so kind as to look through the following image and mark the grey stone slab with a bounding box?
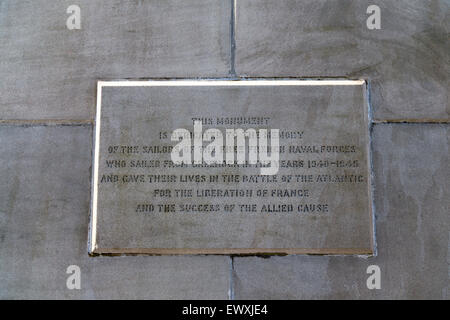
[0,0,231,120]
[0,125,230,299]
[235,0,450,121]
[91,80,373,254]
[232,124,450,299]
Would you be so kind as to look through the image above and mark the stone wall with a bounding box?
[0,0,448,299]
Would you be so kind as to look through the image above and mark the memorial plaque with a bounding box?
[89,80,374,255]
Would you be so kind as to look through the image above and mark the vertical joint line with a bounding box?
[230,0,236,77]
[229,256,235,300]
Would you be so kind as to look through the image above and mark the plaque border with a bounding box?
[89,79,374,256]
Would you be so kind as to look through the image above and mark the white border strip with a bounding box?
[98,79,365,87]
[90,79,366,254]
[90,82,103,253]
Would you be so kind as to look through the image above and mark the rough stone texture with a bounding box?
[0,125,230,299]
[235,0,450,121]
[0,0,231,120]
[0,0,448,300]
[232,124,450,299]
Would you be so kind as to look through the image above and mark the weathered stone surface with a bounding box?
[1,0,448,300]
[0,125,230,299]
[235,0,450,121]
[92,81,373,254]
[232,124,449,299]
[0,0,231,120]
